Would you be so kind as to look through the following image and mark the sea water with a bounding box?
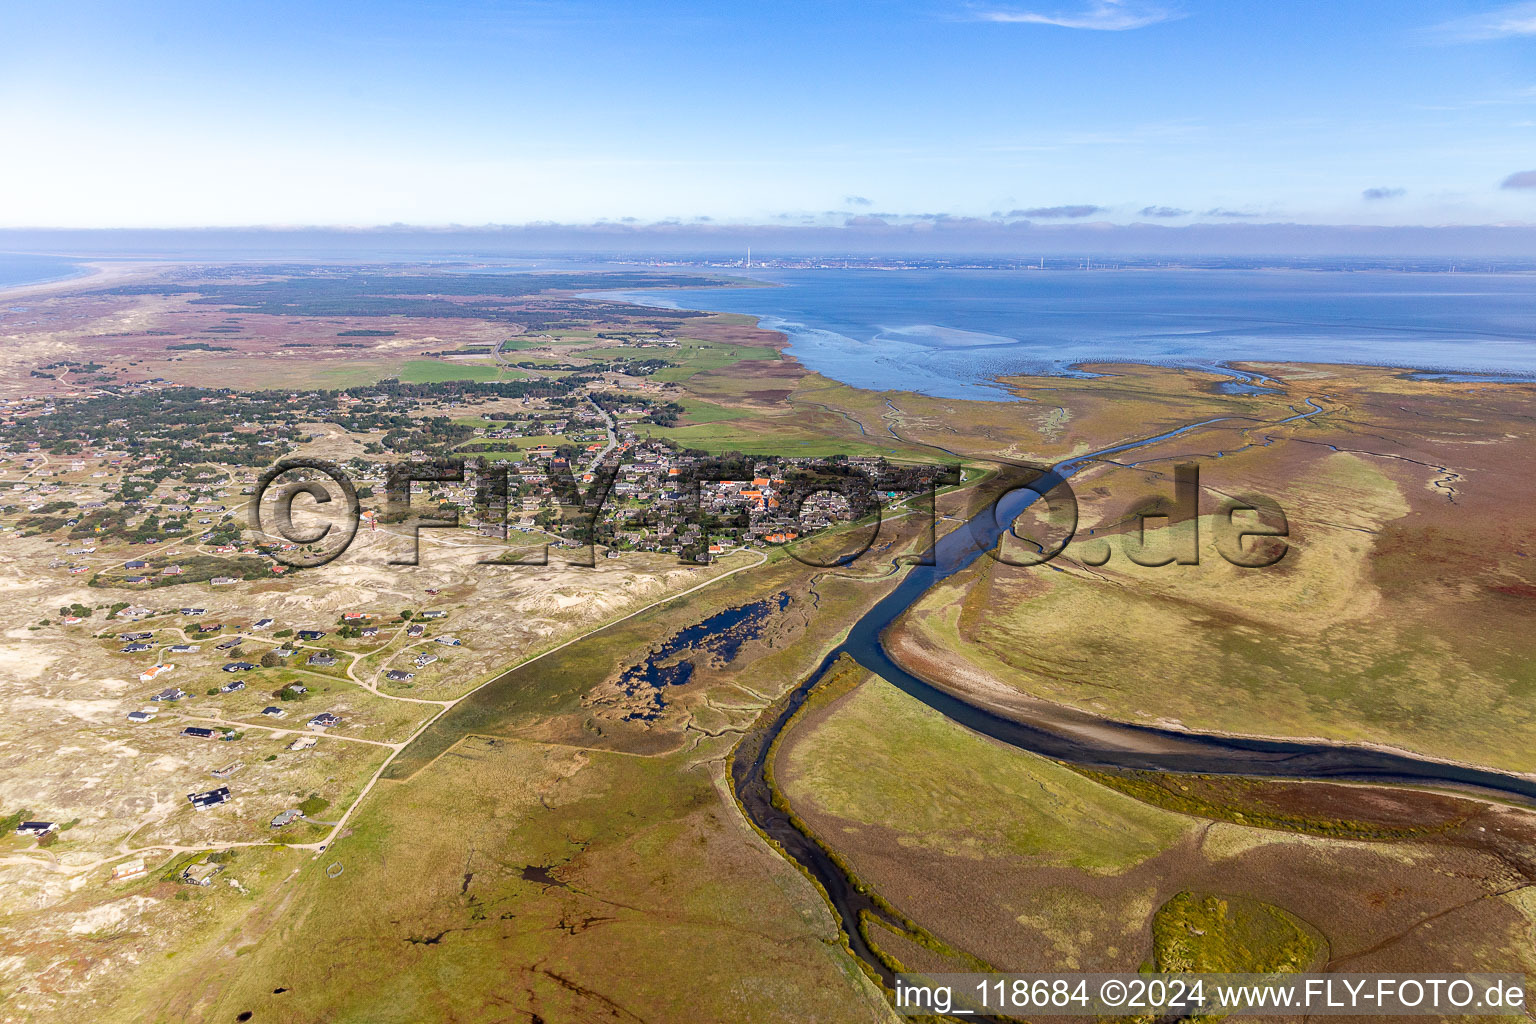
[598,268,1536,400]
[0,253,85,291]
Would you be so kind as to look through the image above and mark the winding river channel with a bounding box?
[729,401,1536,989]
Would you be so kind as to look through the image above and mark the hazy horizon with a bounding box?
[7,220,1536,261]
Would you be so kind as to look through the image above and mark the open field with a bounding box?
[398,358,506,383]
[776,672,1536,980]
[782,669,1193,872]
[169,733,892,1024]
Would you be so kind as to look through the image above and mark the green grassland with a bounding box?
[75,846,314,1023]
[643,419,905,457]
[398,359,506,383]
[648,338,778,383]
[1151,891,1324,974]
[181,735,889,1024]
[496,337,543,351]
[462,450,530,463]
[639,350,920,457]
[667,397,747,424]
[782,675,1194,872]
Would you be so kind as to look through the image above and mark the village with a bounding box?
[0,370,921,573]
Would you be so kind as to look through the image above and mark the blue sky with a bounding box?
[3,0,1535,229]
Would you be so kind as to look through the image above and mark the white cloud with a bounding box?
[1434,2,1536,41]
[975,0,1181,30]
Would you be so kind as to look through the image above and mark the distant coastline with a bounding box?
[591,267,1536,400]
[0,253,90,292]
[0,258,167,301]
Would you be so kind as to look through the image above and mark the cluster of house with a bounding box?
[478,414,574,440]
[114,607,353,784]
[409,439,902,557]
[117,612,363,701]
[607,451,885,551]
[105,508,279,582]
[91,703,343,842]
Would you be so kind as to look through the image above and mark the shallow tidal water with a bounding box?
[598,268,1536,400]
